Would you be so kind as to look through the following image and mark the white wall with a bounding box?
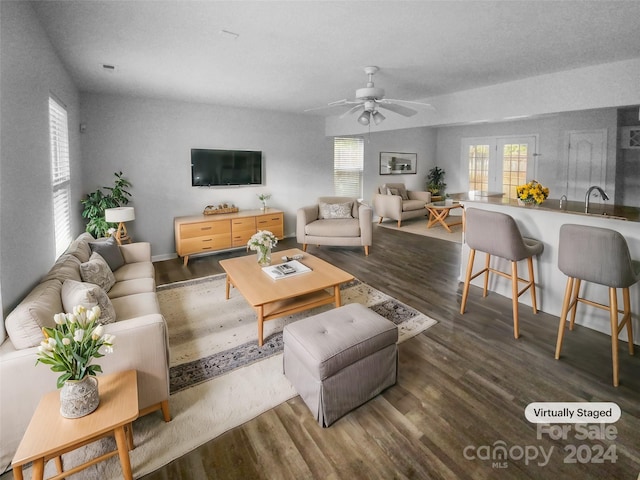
[361,127,437,205]
[434,109,619,200]
[0,1,82,316]
[79,94,332,259]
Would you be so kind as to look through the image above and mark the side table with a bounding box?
[425,201,463,233]
[12,370,139,480]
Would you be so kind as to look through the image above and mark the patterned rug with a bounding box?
[158,275,437,393]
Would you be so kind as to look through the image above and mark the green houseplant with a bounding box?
[81,171,132,238]
[426,166,447,197]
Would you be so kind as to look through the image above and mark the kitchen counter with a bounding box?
[448,191,640,222]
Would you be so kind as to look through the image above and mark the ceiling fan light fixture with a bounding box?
[357,111,371,126]
[372,111,385,125]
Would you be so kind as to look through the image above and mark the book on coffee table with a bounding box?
[262,260,312,280]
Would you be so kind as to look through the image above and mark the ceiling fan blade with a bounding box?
[304,99,360,113]
[383,99,436,110]
[376,102,418,117]
[340,104,364,119]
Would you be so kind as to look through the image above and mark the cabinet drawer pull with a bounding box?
[202,239,212,242]
[200,226,212,231]
[202,247,212,250]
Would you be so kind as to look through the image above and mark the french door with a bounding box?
[462,135,538,200]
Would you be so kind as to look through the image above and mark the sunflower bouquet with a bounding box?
[516,180,549,205]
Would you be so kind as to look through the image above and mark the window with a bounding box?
[463,136,537,199]
[467,144,490,193]
[333,137,364,198]
[501,143,529,198]
[49,96,72,258]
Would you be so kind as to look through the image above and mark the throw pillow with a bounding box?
[61,279,117,325]
[80,252,116,292]
[386,188,400,196]
[396,185,409,200]
[319,201,353,219]
[89,236,125,271]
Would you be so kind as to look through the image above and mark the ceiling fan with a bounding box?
[306,66,434,126]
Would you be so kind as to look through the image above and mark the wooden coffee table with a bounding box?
[220,248,354,346]
[425,201,463,233]
[12,370,138,480]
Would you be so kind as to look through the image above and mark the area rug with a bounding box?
[7,275,436,479]
[377,216,463,243]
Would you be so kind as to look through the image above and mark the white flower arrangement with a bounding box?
[247,230,278,252]
[36,305,115,388]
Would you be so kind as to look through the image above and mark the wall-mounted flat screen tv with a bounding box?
[191,149,263,187]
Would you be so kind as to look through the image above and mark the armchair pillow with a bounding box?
[319,201,353,219]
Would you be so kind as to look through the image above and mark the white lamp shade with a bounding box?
[105,207,135,223]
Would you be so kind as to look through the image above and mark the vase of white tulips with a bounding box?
[36,305,115,418]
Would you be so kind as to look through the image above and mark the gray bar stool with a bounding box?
[555,224,639,386]
[460,208,544,339]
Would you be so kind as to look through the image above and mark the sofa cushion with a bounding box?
[108,278,156,299]
[113,262,155,282]
[318,201,353,219]
[89,236,125,271]
[61,279,116,324]
[305,218,361,237]
[110,292,161,321]
[80,252,116,291]
[64,232,95,263]
[42,254,82,283]
[402,199,427,212]
[4,280,63,349]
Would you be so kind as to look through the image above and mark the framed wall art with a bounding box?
[379,152,417,175]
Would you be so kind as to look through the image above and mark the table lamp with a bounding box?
[105,207,135,244]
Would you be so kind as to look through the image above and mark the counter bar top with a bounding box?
[448,192,640,222]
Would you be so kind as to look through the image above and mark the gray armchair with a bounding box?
[373,183,431,227]
[297,196,373,256]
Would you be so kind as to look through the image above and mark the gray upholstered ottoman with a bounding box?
[283,302,398,427]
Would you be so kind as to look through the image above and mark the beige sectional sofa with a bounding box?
[0,232,170,472]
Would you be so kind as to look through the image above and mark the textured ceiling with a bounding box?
[32,1,640,116]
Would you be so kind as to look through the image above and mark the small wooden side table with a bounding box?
[12,370,139,480]
[425,201,463,233]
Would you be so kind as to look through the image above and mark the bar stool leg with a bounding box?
[569,279,581,330]
[623,288,634,355]
[555,276,574,359]
[609,287,620,387]
[511,261,520,339]
[460,249,476,314]
[482,253,490,297]
[527,257,538,313]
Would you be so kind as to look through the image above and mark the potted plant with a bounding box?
[36,305,115,417]
[81,171,132,238]
[426,166,447,197]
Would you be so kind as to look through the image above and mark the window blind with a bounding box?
[333,137,364,198]
[49,97,72,257]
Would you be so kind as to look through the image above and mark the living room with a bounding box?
[2,1,640,478]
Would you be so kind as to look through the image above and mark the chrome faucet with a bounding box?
[584,186,609,213]
[559,195,567,209]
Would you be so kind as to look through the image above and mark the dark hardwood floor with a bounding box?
[148,226,640,479]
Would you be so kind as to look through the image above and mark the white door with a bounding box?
[565,129,607,201]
